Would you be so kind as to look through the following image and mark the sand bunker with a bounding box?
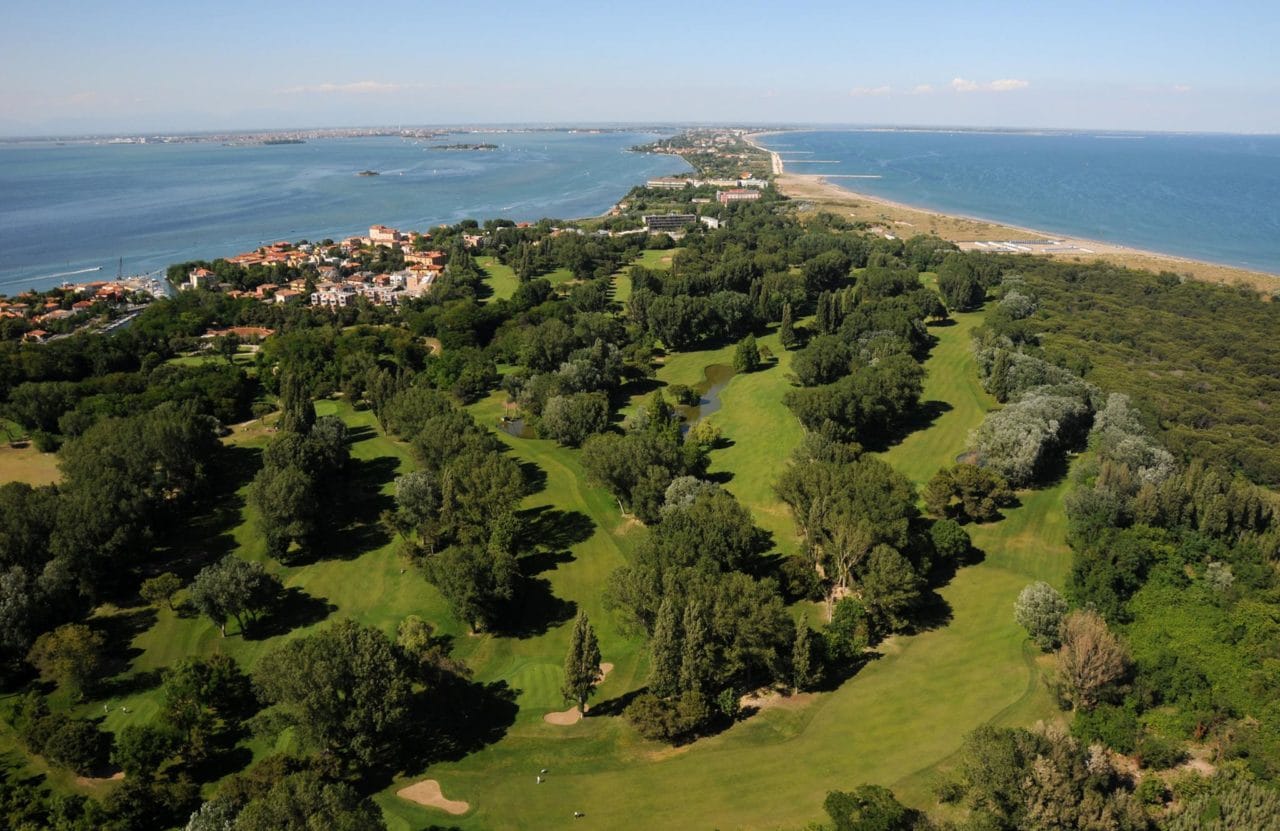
[396,779,469,815]
[598,662,614,681]
[544,707,583,725]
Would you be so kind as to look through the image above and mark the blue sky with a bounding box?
[2,0,1278,134]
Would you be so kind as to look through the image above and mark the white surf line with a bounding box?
[823,174,884,179]
[0,266,104,289]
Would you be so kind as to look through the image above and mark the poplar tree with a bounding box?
[277,372,315,435]
[678,601,715,693]
[779,302,798,350]
[648,596,681,698]
[792,620,819,691]
[561,611,603,714]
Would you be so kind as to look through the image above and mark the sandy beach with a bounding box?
[746,132,1279,291]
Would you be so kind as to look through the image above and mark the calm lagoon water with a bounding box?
[761,130,1280,274]
[0,131,689,291]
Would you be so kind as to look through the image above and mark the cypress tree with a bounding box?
[649,596,681,698]
[561,610,602,713]
[779,302,798,350]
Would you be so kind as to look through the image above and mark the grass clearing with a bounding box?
[0,442,61,486]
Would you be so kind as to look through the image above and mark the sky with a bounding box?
[1,0,1278,135]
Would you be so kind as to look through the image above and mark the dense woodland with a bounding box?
[0,171,1278,829]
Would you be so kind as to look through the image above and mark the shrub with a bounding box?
[1014,581,1069,650]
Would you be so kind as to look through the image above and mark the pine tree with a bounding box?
[278,372,315,435]
[816,292,838,334]
[561,611,602,713]
[779,302,798,350]
[648,596,682,698]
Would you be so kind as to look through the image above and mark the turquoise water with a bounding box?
[0,131,689,290]
[761,130,1280,275]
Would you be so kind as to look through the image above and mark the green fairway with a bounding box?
[477,256,519,302]
[613,248,680,304]
[389,304,1073,829]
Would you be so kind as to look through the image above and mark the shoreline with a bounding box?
[745,132,1280,290]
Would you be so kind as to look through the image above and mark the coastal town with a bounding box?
[181,225,451,310]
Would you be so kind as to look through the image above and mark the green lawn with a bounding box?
[477,256,519,302]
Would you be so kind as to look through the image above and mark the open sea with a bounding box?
[761,130,1280,275]
[0,131,690,291]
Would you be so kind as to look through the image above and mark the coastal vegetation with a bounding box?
[0,128,1277,830]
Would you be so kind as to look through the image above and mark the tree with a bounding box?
[216,333,240,364]
[923,464,1013,522]
[27,623,106,701]
[140,572,183,611]
[929,518,971,563]
[778,302,798,350]
[231,770,387,831]
[937,254,985,311]
[733,334,762,373]
[648,595,681,698]
[823,785,917,831]
[276,372,315,435]
[1014,581,1069,651]
[253,620,413,768]
[161,654,255,762]
[561,611,603,714]
[188,556,282,637]
[540,392,610,447]
[1056,609,1129,710]
[792,620,820,691]
[112,724,179,781]
[860,546,922,633]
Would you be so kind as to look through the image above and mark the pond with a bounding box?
[675,363,735,427]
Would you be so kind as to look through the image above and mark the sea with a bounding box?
[760,129,1280,275]
[0,131,690,292]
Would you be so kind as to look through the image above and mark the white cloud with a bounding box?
[1172,84,1193,94]
[278,81,410,95]
[951,77,1029,93]
[910,84,934,95]
[849,85,892,97]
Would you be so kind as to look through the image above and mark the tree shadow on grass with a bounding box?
[518,460,548,496]
[518,506,594,552]
[903,590,954,636]
[96,606,156,680]
[185,745,254,785]
[494,577,576,639]
[586,687,646,718]
[859,399,954,453]
[302,455,400,563]
[246,587,336,640]
[391,677,518,776]
[137,443,263,599]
